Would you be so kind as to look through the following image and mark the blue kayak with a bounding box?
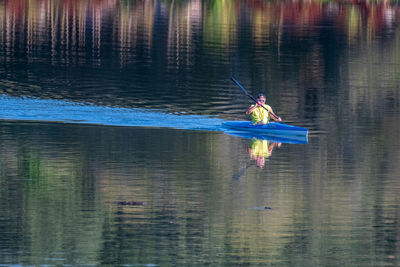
[222,121,308,137]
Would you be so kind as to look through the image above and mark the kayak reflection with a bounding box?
[224,130,308,144]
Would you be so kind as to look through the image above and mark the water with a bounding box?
[1,0,400,266]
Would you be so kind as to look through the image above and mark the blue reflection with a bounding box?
[223,130,308,144]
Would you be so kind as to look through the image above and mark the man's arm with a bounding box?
[268,108,282,122]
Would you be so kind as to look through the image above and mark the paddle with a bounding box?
[230,77,280,121]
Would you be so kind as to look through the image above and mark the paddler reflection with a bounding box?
[247,138,281,168]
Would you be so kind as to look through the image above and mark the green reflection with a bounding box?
[0,122,398,266]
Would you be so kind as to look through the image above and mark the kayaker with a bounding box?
[245,94,282,124]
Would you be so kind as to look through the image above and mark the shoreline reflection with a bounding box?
[1,0,399,65]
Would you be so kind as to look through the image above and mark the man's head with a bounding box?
[257,94,266,103]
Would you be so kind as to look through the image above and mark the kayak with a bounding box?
[222,121,308,137]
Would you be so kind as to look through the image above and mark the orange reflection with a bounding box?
[246,0,399,42]
[0,0,399,64]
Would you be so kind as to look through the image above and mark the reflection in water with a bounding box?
[2,0,398,54]
[248,138,281,168]
[1,0,397,55]
[1,120,398,266]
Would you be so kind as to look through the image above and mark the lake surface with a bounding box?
[1,0,400,266]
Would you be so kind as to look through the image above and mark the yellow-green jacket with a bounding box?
[248,104,272,124]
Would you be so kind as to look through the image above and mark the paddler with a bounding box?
[245,93,282,124]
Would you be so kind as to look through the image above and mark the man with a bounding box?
[246,94,282,124]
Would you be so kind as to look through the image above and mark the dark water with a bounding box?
[1,0,400,266]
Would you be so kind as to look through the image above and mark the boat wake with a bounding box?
[0,95,308,144]
[0,95,224,131]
